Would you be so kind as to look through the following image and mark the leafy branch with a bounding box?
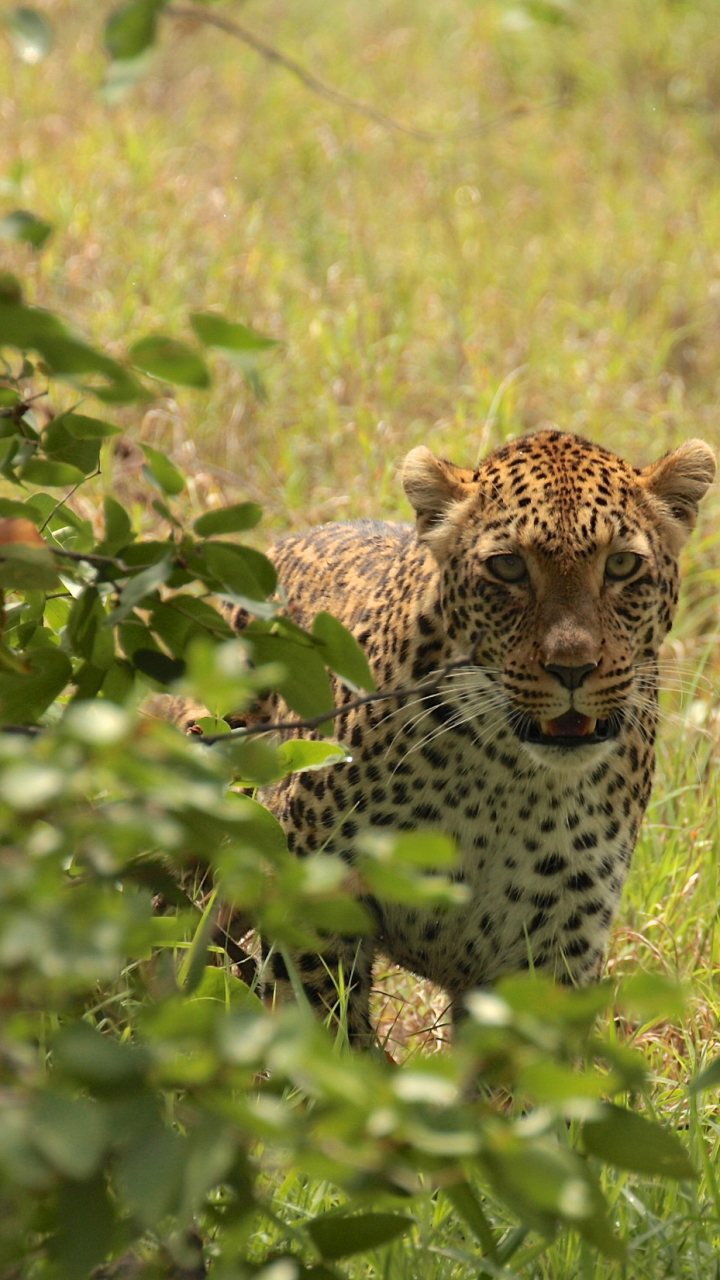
[199,649,481,743]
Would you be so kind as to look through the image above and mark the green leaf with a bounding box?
[20,458,86,487]
[0,646,71,723]
[524,0,576,26]
[105,0,164,60]
[445,1182,499,1260]
[225,794,288,858]
[0,542,59,591]
[361,830,458,870]
[43,417,102,475]
[130,335,210,388]
[31,1095,108,1180]
[49,1174,115,1280]
[99,49,154,103]
[193,502,263,537]
[245,628,334,728]
[0,302,144,402]
[150,596,235,653]
[616,971,685,1021]
[100,495,134,555]
[116,1124,185,1226]
[190,311,280,353]
[305,896,375,935]
[203,541,276,601]
[0,272,22,304]
[57,411,121,440]
[133,648,185,685]
[306,1212,414,1261]
[53,1024,149,1090]
[106,554,172,624]
[582,1104,697,1179]
[311,612,376,691]
[7,8,54,63]
[276,739,350,774]
[140,443,185,496]
[0,209,53,248]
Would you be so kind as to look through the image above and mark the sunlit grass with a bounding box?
[4,0,720,1273]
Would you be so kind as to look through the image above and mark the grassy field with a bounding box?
[3,0,720,1274]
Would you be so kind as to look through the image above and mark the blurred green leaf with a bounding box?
[0,272,22,304]
[276,739,350,774]
[524,0,576,25]
[99,49,153,103]
[116,1123,185,1226]
[0,302,144,402]
[0,542,59,591]
[582,1105,697,1179]
[616,970,685,1021]
[193,502,263,537]
[140,443,185,496]
[100,495,134,555]
[31,1094,108,1180]
[0,209,52,248]
[130,335,210,388]
[306,1212,414,1260]
[133,648,185,685]
[105,0,164,60]
[0,646,71,723]
[54,1024,149,1090]
[7,8,54,63]
[445,1182,499,1260]
[49,1173,115,1280]
[20,458,86,487]
[311,612,376,692]
[245,627,334,729]
[203,542,276,601]
[190,311,280,353]
[106,555,172,624]
[360,830,458,870]
[43,417,102,475]
[57,411,121,440]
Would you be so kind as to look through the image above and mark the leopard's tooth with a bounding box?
[586,718,597,735]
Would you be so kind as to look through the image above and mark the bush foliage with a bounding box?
[1,4,716,1278]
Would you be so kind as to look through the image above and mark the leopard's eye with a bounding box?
[605,552,643,581]
[486,554,527,583]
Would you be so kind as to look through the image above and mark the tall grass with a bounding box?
[3,0,720,1272]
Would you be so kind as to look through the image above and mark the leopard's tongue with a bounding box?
[541,710,597,738]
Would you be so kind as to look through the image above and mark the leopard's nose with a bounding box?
[542,661,598,690]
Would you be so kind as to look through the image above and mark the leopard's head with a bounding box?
[403,430,715,769]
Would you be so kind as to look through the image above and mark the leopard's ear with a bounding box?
[402,447,477,538]
[640,439,715,550]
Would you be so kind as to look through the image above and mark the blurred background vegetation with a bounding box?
[2,3,720,1274]
[4,0,720,523]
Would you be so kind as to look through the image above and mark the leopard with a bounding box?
[213,430,715,1046]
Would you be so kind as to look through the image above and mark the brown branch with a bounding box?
[200,651,478,745]
[51,548,132,572]
[166,6,545,143]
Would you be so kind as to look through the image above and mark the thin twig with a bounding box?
[166,6,546,143]
[39,467,101,533]
[51,548,132,572]
[200,651,478,744]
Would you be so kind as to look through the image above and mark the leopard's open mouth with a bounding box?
[514,709,622,749]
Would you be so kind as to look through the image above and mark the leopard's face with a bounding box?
[403,430,715,773]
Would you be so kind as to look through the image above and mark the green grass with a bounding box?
[3,0,720,1273]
